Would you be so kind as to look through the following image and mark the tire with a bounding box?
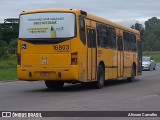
[153,66,156,70]
[127,65,136,82]
[148,65,151,71]
[92,65,105,89]
[45,81,64,89]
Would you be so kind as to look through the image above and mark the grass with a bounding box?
[0,70,17,81]
[143,51,160,63]
[0,55,17,81]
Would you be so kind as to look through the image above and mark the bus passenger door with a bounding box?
[117,35,124,77]
[87,28,97,81]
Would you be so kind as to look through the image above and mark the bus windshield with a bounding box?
[19,12,75,39]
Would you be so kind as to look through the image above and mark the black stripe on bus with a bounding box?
[105,66,118,68]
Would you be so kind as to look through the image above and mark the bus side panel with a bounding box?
[105,49,117,80]
[78,42,88,82]
[97,48,117,80]
[123,51,132,78]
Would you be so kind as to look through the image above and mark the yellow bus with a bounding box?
[17,9,142,89]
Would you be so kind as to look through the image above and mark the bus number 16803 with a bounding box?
[53,45,70,52]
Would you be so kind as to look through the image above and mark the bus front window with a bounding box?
[19,12,76,39]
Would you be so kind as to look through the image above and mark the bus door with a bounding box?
[87,28,97,81]
[117,35,124,77]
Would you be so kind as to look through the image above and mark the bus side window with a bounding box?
[130,34,137,51]
[96,23,108,48]
[87,29,96,48]
[117,35,123,51]
[91,29,96,48]
[123,31,130,51]
[79,17,86,45]
[96,23,102,47]
[108,27,116,49]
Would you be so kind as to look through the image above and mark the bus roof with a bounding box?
[20,9,140,34]
[87,14,139,34]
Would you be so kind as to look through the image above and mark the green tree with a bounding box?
[0,25,18,44]
[0,40,7,58]
[0,18,19,59]
[0,19,19,44]
[6,39,18,55]
[143,17,160,51]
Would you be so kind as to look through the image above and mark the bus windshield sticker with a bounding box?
[19,13,75,39]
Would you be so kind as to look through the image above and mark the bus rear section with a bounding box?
[17,10,80,88]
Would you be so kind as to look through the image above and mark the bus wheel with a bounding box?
[45,81,64,89]
[93,65,105,89]
[127,65,136,82]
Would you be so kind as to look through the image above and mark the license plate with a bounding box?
[40,72,50,76]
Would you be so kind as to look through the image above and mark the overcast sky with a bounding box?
[0,0,159,27]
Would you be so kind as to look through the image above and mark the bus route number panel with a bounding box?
[53,45,70,52]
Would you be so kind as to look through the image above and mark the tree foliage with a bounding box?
[0,40,7,58]
[6,39,18,55]
[131,17,160,51]
[130,22,144,38]
[143,17,160,51]
[0,21,18,59]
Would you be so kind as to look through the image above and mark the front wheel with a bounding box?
[92,65,105,89]
[45,81,64,89]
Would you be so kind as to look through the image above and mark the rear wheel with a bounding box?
[127,65,136,82]
[153,65,156,70]
[45,81,64,89]
[92,65,105,89]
